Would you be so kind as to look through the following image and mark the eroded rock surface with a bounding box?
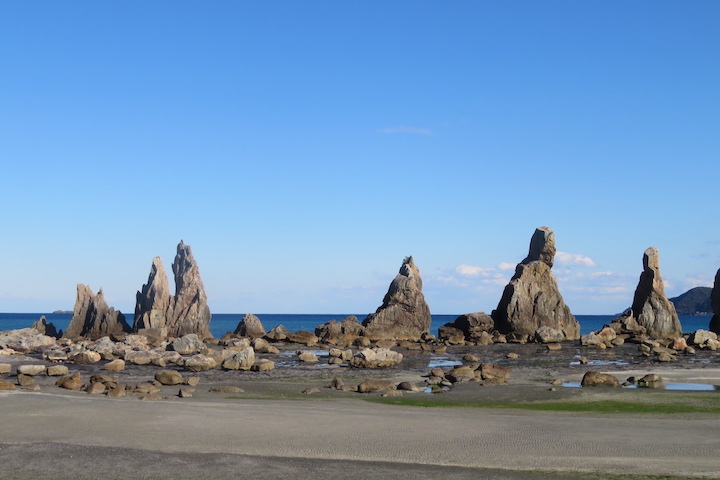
[362,256,431,341]
[234,314,266,338]
[134,241,212,339]
[64,285,131,340]
[630,247,682,339]
[492,227,579,341]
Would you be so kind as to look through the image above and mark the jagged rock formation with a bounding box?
[234,313,266,338]
[31,316,60,338]
[629,247,682,339]
[64,284,131,340]
[134,241,212,339]
[492,227,580,341]
[362,256,431,341]
[438,312,495,344]
[708,269,720,334]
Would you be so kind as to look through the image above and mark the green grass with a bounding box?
[365,396,720,414]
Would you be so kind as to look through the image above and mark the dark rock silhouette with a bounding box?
[32,315,60,338]
[64,284,131,340]
[629,247,682,339]
[134,241,212,339]
[362,256,431,341]
[709,269,720,334]
[492,226,579,341]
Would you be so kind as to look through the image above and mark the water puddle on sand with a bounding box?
[562,382,720,391]
[427,357,462,369]
[570,356,629,367]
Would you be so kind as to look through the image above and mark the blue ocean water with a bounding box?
[0,312,713,338]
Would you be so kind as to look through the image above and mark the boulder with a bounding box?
[0,363,11,374]
[222,348,256,370]
[689,329,719,346]
[171,334,206,355]
[55,373,84,391]
[17,365,47,376]
[447,366,476,383]
[183,354,217,372]
[251,338,271,353]
[357,380,397,393]
[535,326,565,344]
[104,359,126,371]
[315,316,364,344]
[437,325,466,345]
[155,369,184,385]
[124,351,155,365]
[479,364,511,384]
[0,328,57,353]
[46,365,69,376]
[362,256,432,341]
[43,350,69,362]
[492,227,580,342]
[133,241,212,339]
[440,313,495,343]
[64,284,131,340]
[286,330,319,346]
[265,325,289,342]
[71,351,102,365]
[629,247,682,339]
[0,379,17,390]
[297,351,319,363]
[348,348,403,368]
[251,359,275,372]
[581,371,621,387]
[233,313,266,338]
[17,374,35,387]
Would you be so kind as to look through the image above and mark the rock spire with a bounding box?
[134,241,212,339]
[362,256,431,341]
[630,247,682,339]
[492,226,580,341]
[64,284,131,340]
[708,269,719,334]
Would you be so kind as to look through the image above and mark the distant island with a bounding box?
[669,287,713,315]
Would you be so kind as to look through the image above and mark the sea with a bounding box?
[0,312,713,338]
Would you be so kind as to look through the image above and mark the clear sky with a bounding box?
[1,1,719,315]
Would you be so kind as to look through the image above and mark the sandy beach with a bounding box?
[2,350,720,480]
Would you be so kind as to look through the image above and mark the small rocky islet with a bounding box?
[2,227,720,398]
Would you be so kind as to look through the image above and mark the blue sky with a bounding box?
[1,1,719,315]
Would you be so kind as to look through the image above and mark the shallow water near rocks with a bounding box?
[427,357,462,369]
[562,382,720,391]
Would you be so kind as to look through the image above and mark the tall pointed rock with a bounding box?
[710,268,720,334]
[64,284,131,340]
[492,226,579,341]
[362,256,431,341]
[630,247,682,339]
[134,257,171,330]
[134,241,212,339]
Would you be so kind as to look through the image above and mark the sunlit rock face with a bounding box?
[492,226,580,342]
[630,247,682,339]
[362,256,431,341]
[134,241,212,339]
[64,284,131,340]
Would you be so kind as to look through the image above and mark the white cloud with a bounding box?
[456,264,489,277]
[380,126,433,135]
[498,262,516,271]
[555,251,597,267]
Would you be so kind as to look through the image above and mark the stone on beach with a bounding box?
[47,365,69,376]
[104,359,126,371]
[315,315,364,344]
[222,348,255,370]
[492,227,580,342]
[581,371,621,387]
[55,373,84,391]
[233,313,266,338]
[17,364,47,376]
[362,256,432,341]
[439,312,494,344]
[348,348,403,368]
[155,369,184,385]
[31,316,60,338]
[171,334,207,355]
[0,378,16,390]
[0,328,58,353]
